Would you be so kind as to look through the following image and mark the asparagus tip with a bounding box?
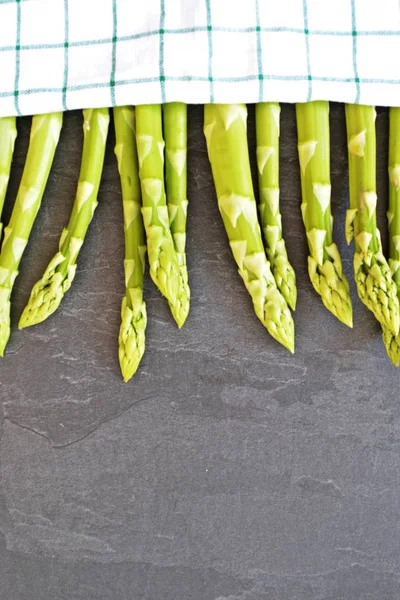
[269,317,295,354]
[354,251,400,336]
[320,291,353,328]
[19,289,63,329]
[0,294,11,355]
[0,325,10,357]
[169,274,190,328]
[270,256,297,312]
[340,311,353,329]
[282,285,297,313]
[288,295,297,313]
[308,252,353,329]
[382,328,400,367]
[279,334,295,354]
[170,304,189,329]
[118,299,147,383]
[19,255,69,328]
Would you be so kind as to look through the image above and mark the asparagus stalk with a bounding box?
[0,112,63,355]
[135,104,189,328]
[345,104,399,335]
[113,106,147,382]
[0,117,17,239]
[382,107,400,364]
[19,108,109,328]
[204,104,294,353]
[296,101,353,327]
[163,102,190,292]
[255,103,297,310]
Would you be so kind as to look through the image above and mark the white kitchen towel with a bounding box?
[0,0,399,117]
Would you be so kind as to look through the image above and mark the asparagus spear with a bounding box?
[135,104,189,328]
[19,108,109,328]
[0,117,17,239]
[255,102,297,310]
[204,103,294,353]
[163,102,190,292]
[0,112,63,355]
[382,107,400,364]
[296,101,353,327]
[113,106,147,382]
[345,104,399,335]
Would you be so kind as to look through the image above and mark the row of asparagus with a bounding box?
[0,102,398,380]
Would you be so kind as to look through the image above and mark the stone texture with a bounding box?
[0,104,399,599]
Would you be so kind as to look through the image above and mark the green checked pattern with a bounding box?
[0,0,399,116]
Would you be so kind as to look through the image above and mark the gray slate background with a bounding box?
[1,104,400,600]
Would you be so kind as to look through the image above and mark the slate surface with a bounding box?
[1,104,400,600]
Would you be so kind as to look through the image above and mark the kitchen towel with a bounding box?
[0,0,399,117]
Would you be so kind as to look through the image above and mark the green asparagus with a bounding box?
[204,103,294,353]
[296,101,353,327]
[255,102,297,310]
[19,108,109,328]
[163,102,190,294]
[135,104,189,328]
[345,104,399,335]
[113,106,147,382]
[382,107,400,364]
[0,112,63,355]
[0,117,17,238]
